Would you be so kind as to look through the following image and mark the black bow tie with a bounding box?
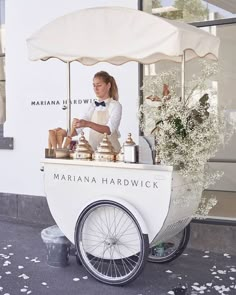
[95,100,106,107]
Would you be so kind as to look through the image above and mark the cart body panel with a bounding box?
[43,159,202,246]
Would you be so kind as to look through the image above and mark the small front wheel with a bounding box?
[148,224,190,263]
[75,200,149,286]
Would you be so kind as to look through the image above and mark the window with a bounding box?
[0,0,6,125]
[141,0,236,220]
[0,0,13,149]
[152,0,236,22]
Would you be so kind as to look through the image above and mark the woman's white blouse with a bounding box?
[77,98,122,135]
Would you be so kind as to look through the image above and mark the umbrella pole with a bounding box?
[181,51,186,103]
[66,61,71,134]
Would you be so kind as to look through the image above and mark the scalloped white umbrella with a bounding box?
[27,6,220,131]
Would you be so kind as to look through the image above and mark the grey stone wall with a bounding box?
[188,221,236,255]
[0,124,14,149]
[0,192,55,225]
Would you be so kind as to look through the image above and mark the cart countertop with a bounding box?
[41,158,173,172]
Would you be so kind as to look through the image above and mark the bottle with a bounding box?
[123,133,137,163]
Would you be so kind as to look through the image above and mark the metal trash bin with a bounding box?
[41,225,71,267]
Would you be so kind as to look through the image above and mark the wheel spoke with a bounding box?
[85,215,107,237]
[81,238,105,254]
[116,244,139,269]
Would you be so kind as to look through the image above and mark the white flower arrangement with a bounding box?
[140,61,236,218]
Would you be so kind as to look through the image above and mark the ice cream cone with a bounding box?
[48,129,57,149]
[56,128,67,148]
[70,127,77,137]
[56,135,63,148]
[62,136,72,149]
[48,137,52,149]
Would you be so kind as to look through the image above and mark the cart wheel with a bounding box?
[148,224,190,263]
[75,200,149,286]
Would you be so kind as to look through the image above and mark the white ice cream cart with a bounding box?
[27,7,220,285]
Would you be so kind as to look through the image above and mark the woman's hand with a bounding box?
[72,118,110,134]
[72,118,90,128]
[72,118,79,129]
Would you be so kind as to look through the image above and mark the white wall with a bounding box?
[0,0,139,196]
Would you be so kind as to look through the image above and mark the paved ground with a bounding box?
[0,218,235,295]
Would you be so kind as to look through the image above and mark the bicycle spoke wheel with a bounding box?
[148,224,190,263]
[75,200,149,285]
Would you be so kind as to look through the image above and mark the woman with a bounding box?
[72,71,122,152]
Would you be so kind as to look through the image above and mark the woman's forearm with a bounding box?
[73,118,111,135]
[88,121,111,135]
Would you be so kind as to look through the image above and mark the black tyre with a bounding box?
[75,200,149,286]
[148,224,190,263]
